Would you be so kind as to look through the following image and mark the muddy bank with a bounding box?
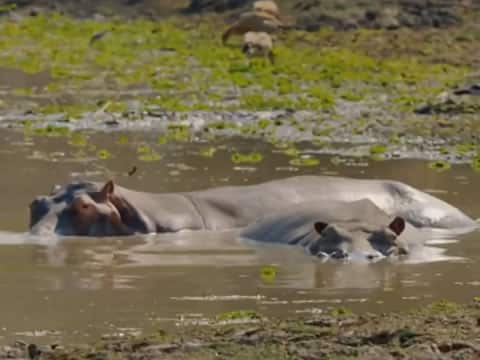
[3,300,480,359]
[0,3,478,165]
[6,107,480,165]
[0,10,478,163]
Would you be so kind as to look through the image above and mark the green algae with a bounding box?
[330,307,353,317]
[289,157,320,167]
[369,144,388,155]
[68,132,88,147]
[0,12,469,116]
[117,135,129,144]
[137,144,162,161]
[283,147,300,157]
[138,151,162,162]
[217,310,259,321]
[231,152,263,164]
[96,149,112,160]
[32,125,70,137]
[157,135,168,144]
[167,124,191,142]
[428,160,451,172]
[470,156,480,172]
[199,147,217,157]
[420,299,462,315]
[260,265,277,284]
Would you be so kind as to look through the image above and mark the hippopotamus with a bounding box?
[239,199,427,260]
[29,175,477,236]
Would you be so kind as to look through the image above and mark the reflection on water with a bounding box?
[0,129,479,344]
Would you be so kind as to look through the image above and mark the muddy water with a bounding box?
[0,128,480,345]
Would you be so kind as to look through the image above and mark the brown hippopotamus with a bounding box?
[239,199,428,260]
[29,176,477,236]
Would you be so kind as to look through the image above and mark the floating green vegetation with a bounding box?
[340,90,364,102]
[283,147,300,157]
[68,132,87,147]
[208,121,237,131]
[423,299,462,315]
[137,144,161,162]
[428,160,451,172]
[257,119,270,130]
[217,310,259,321]
[330,307,353,317]
[167,124,191,142]
[33,125,70,137]
[199,147,217,157]
[137,144,152,154]
[312,127,333,137]
[456,143,476,155]
[260,265,277,284]
[138,151,162,162]
[289,157,320,167]
[37,103,90,120]
[157,135,168,144]
[439,146,450,155]
[231,152,263,164]
[308,85,335,109]
[471,156,480,172]
[96,149,111,160]
[117,135,129,145]
[104,101,128,114]
[369,144,388,155]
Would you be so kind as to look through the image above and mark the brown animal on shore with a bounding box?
[242,31,275,64]
[222,0,286,45]
[253,0,280,19]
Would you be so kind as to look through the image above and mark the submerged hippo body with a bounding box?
[240,199,425,260]
[29,175,476,236]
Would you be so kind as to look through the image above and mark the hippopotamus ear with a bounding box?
[388,217,405,235]
[314,221,329,234]
[98,180,115,201]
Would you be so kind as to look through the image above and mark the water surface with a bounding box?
[0,129,479,345]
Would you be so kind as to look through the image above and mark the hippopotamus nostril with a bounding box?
[30,196,48,210]
[29,196,50,227]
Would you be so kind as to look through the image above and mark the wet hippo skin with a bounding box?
[240,199,426,260]
[29,175,477,236]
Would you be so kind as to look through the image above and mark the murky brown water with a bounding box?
[0,128,479,345]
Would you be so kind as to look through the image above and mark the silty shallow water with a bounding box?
[0,128,479,345]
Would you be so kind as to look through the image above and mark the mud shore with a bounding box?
[2,299,479,359]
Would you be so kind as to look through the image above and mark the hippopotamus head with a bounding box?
[310,216,408,259]
[29,180,147,236]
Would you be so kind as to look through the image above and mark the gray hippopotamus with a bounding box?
[240,199,426,260]
[29,175,477,236]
